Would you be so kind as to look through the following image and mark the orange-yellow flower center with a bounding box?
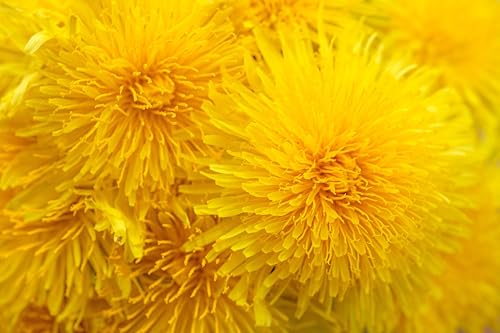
[120,68,176,111]
[297,150,365,203]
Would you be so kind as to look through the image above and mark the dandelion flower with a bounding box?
[1,0,241,206]
[0,182,113,330]
[183,26,475,324]
[372,0,500,145]
[213,0,369,37]
[106,198,285,333]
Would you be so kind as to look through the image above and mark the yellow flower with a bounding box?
[396,165,500,333]
[106,198,285,333]
[214,0,369,37]
[0,183,113,330]
[1,0,241,206]
[372,0,500,149]
[183,26,476,325]
[324,160,498,333]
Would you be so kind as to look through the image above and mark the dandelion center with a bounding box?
[185,30,475,320]
[292,148,365,205]
[120,66,176,111]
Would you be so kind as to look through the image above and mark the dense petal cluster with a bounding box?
[0,0,499,332]
[104,198,286,333]
[2,0,240,207]
[0,182,113,330]
[183,27,476,324]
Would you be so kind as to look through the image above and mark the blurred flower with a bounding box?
[372,0,500,151]
[214,0,369,36]
[396,164,500,333]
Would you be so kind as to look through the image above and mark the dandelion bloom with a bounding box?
[183,27,476,325]
[0,0,497,332]
[372,0,500,146]
[0,184,113,330]
[212,0,369,36]
[0,0,241,208]
[105,198,285,333]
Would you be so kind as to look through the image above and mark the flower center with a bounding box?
[120,69,176,111]
[304,152,366,203]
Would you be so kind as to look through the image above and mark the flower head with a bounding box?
[183,26,475,322]
[106,198,284,333]
[217,0,368,37]
[2,0,241,206]
[372,0,500,146]
[0,183,113,329]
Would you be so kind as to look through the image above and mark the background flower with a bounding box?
[215,0,369,35]
[371,0,500,153]
[395,164,500,333]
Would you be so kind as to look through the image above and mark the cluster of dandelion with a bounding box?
[0,0,499,332]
